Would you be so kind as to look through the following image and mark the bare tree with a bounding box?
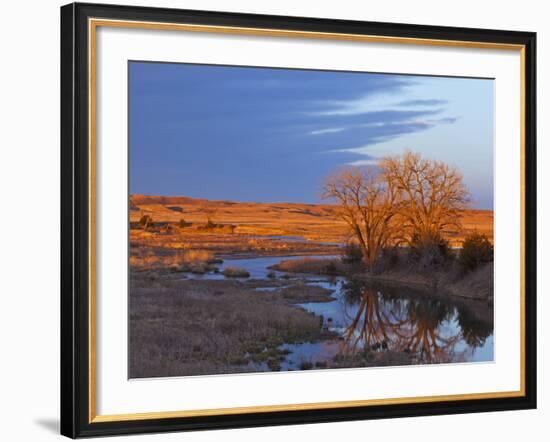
[324,151,470,267]
[379,151,470,246]
[323,167,401,266]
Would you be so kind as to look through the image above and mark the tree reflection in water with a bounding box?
[456,305,493,349]
[338,280,493,364]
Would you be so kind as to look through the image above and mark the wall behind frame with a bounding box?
[0,0,545,441]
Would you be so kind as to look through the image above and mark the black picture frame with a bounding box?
[61,2,537,438]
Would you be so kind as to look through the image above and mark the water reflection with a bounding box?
[456,305,493,349]
[332,280,494,365]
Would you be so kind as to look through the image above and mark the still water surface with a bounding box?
[185,254,494,369]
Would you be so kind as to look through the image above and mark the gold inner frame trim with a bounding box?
[88,17,527,424]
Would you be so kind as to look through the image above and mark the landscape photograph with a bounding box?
[128,61,494,379]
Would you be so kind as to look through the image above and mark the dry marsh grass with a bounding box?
[222,266,250,278]
[130,249,215,271]
[183,249,213,263]
[129,274,332,377]
[270,257,344,275]
[130,228,337,259]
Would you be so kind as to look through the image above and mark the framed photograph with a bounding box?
[60,2,536,438]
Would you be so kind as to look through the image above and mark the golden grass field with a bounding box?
[130,194,493,247]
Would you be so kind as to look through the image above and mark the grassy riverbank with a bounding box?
[354,263,493,302]
[270,257,493,302]
[129,271,338,378]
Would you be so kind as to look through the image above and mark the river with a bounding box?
[184,254,494,370]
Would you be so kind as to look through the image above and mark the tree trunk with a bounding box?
[352,225,371,266]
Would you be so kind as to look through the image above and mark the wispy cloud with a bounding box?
[305,113,457,139]
[397,99,447,107]
[346,158,381,166]
[392,116,459,127]
[432,117,460,124]
[308,127,346,135]
[302,79,460,163]
[358,116,458,129]
[331,115,459,161]
[308,80,450,120]
[312,101,445,117]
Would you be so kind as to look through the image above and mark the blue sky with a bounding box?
[129,62,494,209]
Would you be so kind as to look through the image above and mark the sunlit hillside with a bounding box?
[129,194,493,247]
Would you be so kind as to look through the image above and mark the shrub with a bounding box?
[266,358,281,371]
[372,247,400,273]
[222,266,250,278]
[324,262,337,275]
[183,250,213,263]
[382,247,399,268]
[341,242,363,265]
[459,232,493,272]
[138,214,153,229]
[409,231,450,269]
[189,263,209,274]
[178,218,191,228]
[271,258,339,275]
[299,361,313,370]
[218,224,236,234]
